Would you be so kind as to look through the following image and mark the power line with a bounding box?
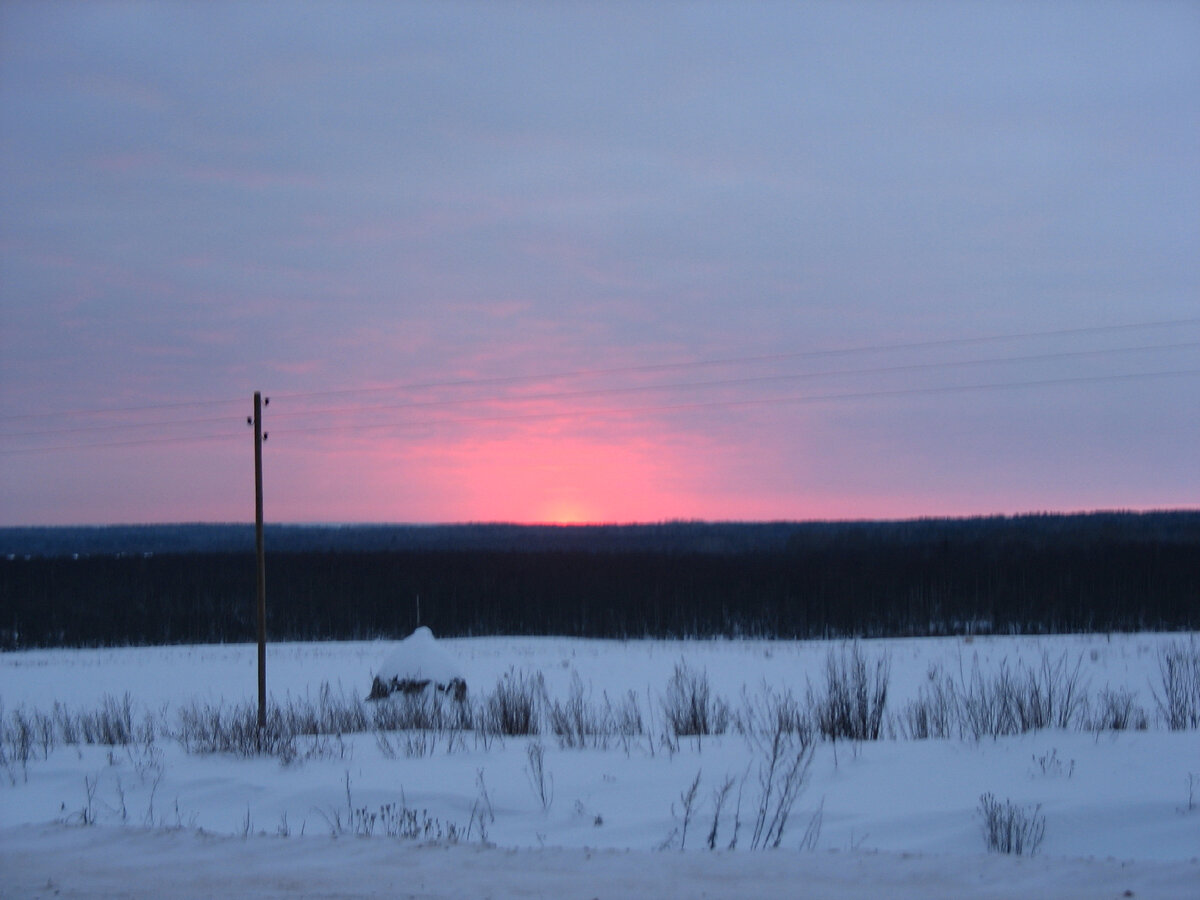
[0,394,245,424]
[5,365,1194,453]
[1,412,251,440]
[266,367,1200,441]
[0,430,246,456]
[7,363,1192,455]
[263,316,1200,404]
[261,341,1200,422]
[5,315,1195,424]
[4,339,1194,441]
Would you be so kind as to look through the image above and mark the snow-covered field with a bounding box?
[2,633,1198,898]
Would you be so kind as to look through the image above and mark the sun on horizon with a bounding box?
[536,500,597,526]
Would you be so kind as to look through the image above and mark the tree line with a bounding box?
[1,512,1197,648]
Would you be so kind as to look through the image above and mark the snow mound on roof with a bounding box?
[375,626,462,685]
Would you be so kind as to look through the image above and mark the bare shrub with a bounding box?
[372,692,435,731]
[1012,652,1087,731]
[74,775,98,826]
[78,694,140,745]
[1084,686,1148,732]
[812,643,890,742]
[957,658,1014,739]
[176,680,476,761]
[0,707,10,784]
[1032,747,1074,778]
[978,792,1045,856]
[749,720,814,849]
[6,707,34,771]
[3,698,162,781]
[525,739,553,810]
[662,661,729,738]
[548,673,608,749]
[737,686,812,743]
[327,773,467,842]
[897,650,1139,740]
[706,775,736,850]
[31,708,55,758]
[53,701,80,745]
[606,690,643,739]
[896,665,956,740]
[1151,639,1200,730]
[481,668,542,736]
[957,652,1086,739]
[797,797,823,851]
[373,684,469,733]
[667,769,702,850]
[176,700,298,762]
[375,728,445,758]
[282,682,369,735]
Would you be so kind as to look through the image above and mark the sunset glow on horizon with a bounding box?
[2,2,1197,526]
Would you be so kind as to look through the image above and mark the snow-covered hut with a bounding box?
[367,626,467,702]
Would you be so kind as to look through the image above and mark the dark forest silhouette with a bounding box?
[1,512,1196,648]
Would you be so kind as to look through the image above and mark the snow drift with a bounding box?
[367,626,467,701]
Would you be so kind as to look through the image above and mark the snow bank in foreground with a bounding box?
[3,825,1197,900]
[3,633,1198,899]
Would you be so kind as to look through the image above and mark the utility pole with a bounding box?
[250,391,268,733]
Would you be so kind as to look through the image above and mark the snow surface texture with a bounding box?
[3,825,1196,900]
[2,633,1198,898]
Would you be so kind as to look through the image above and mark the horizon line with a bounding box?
[3,507,1197,530]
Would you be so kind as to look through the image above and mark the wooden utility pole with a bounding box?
[252,391,267,732]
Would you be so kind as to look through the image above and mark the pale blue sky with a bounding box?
[2,1,1197,524]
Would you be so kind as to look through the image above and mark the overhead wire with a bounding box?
[6,366,1194,454]
[3,315,1197,425]
[0,394,246,424]
[3,412,257,440]
[262,316,1200,403]
[0,431,247,455]
[258,341,1200,422]
[5,336,1195,440]
[2,318,1196,453]
[267,368,1200,439]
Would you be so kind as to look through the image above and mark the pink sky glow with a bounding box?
[1,2,1197,525]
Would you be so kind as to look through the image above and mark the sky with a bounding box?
[1,1,1197,526]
